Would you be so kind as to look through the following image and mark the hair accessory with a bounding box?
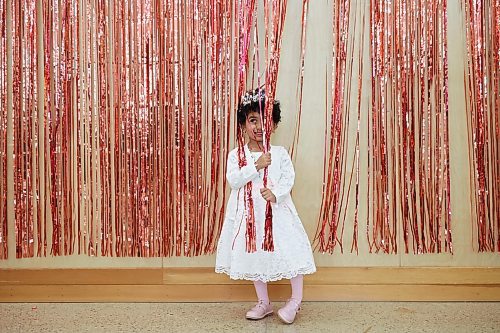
[241,88,266,106]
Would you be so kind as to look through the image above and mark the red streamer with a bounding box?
[463,0,500,252]
[289,0,309,160]
[261,0,287,252]
[0,0,7,259]
[235,0,258,253]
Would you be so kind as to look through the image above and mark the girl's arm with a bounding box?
[226,149,259,190]
[272,147,295,204]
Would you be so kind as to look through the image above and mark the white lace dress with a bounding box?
[215,145,316,282]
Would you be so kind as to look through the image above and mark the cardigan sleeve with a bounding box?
[271,146,295,204]
[226,149,259,190]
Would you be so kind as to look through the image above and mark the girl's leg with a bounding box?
[253,280,270,303]
[290,274,303,303]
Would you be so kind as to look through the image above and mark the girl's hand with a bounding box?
[255,152,271,171]
[260,188,276,203]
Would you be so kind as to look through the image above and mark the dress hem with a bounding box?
[214,266,317,283]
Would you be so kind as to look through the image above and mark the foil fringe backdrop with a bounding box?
[14,0,39,258]
[0,0,7,259]
[315,0,452,254]
[366,0,452,254]
[314,0,354,254]
[368,0,452,254]
[2,1,491,259]
[0,0,290,259]
[108,0,237,257]
[1,0,245,258]
[462,0,500,252]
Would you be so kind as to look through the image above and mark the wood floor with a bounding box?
[1,267,499,302]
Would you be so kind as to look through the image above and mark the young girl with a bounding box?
[215,89,316,324]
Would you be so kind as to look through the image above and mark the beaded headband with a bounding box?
[241,88,266,106]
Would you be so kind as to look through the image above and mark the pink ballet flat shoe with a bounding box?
[277,298,301,324]
[245,300,273,320]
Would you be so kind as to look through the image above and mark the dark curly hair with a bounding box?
[237,91,282,127]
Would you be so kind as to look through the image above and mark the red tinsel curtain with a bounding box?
[462,0,500,252]
[315,0,453,254]
[1,0,242,258]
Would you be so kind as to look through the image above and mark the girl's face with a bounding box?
[245,111,263,143]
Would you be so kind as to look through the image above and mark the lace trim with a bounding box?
[214,264,316,283]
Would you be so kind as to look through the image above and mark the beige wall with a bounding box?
[1,0,499,269]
